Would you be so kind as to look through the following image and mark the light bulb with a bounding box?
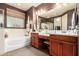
[36,12,38,15]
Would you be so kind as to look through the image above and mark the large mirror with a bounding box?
[40,18,54,30]
[54,17,61,30]
[38,3,77,30]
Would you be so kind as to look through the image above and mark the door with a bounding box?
[51,41,62,56]
[31,33,39,48]
[0,9,4,55]
[62,42,77,56]
[31,33,35,46]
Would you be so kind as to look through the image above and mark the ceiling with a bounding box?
[40,3,76,18]
[6,3,41,11]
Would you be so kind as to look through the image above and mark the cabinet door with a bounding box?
[62,42,77,56]
[34,36,39,48]
[51,41,62,56]
[31,35,35,46]
[31,33,40,48]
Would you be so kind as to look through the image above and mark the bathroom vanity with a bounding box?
[50,34,78,56]
[30,3,78,56]
[31,32,78,56]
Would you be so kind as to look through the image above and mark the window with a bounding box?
[7,16,24,28]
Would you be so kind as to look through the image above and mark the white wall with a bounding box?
[0,28,5,55]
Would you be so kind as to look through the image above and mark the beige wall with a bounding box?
[62,14,68,30]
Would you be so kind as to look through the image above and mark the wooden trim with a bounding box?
[5,27,25,29]
[3,3,25,13]
[4,8,7,28]
[25,12,27,28]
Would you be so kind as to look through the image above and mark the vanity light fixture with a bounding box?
[36,12,38,15]
[36,11,40,15]
[36,9,46,16]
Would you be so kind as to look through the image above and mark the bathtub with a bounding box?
[4,36,30,53]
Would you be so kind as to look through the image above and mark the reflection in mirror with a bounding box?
[39,3,77,30]
[62,14,67,30]
[54,17,61,30]
[40,18,54,30]
[41,22,53,30]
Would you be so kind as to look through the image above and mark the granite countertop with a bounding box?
[31,31,78,37]
[50,33,78,37]
[39,33,78,37]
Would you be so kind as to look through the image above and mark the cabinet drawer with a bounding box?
[59,36,77,43]
[50,34,77,43]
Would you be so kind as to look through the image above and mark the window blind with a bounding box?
[7,8,25,19]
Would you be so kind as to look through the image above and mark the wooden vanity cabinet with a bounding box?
[50,34,78,56]
[62,42,77,56]
[31,33,40,48]
[50,40,62,56]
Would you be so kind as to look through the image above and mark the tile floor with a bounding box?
[2,46,48,56]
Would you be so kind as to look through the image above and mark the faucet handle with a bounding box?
[5,34,8,38]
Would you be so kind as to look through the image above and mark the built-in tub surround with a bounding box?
[4,29,30,53]
[0,28,5,55]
